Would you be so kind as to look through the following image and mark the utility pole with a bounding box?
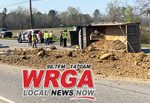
[29,0,33,29]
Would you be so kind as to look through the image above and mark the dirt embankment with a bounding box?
[0,46,150,80]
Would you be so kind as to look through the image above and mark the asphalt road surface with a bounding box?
[0,39,150,54]
[0,39,150,103]
[0,39,71,50]
[0,39,29,49]
[0,64,150,103]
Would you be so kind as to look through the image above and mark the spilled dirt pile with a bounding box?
[0,48,150,80]
[92,39,126,51]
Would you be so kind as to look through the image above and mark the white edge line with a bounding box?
[0,96,16,103]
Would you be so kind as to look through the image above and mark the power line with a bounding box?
[0,0,44,29]
[0,0,43,9]
[0,1,29,9]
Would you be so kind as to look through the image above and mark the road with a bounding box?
[0,39,72,49]
[0,39,29,49]
[0,64,150,103]
[0,39,150,103]
[0,40,150,54]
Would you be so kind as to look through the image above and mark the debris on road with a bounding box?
[0,47,150,80]
[50,45,57,50]
[87,46,95,51]
[67,51,73,57]
[37,48,46,57]
[0,52,8,55]
[99,53,113,60]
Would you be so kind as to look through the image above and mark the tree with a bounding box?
[135,0,150,26]
[59,7,81,26]
[3,8,7,14]
[59,11,68,26]
[37,11,42,15]
[67,7,80,26]
[48,10,60,27]
[122,6,133,22]
[93,9,101,22]
[2,8,7,27]
[122,6,140,23]
[136,0,150,11]
[0,6,93,29]
[106,0,122,22]
[6,7,30,29]
[49,10,57,27]
[79,14,92,25]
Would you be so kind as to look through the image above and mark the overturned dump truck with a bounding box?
[70,22,141,53]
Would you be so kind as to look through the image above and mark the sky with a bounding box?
[0,0,136,14]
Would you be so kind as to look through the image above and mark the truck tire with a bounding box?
[9,34,12,38]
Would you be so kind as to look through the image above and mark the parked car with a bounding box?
[17,29,41,43]
[0,28,13,38]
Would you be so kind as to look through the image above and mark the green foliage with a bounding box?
[122,6,141,23]
[141,29,150,44]
[122,6,133,22]
[132,16,141,22]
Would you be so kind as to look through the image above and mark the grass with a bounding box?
[0,27,73,41]
[141,29,150,44]
[142,44,150,48]
[9,27,73,42]
[11,27,73,38]
[0,37,17,40]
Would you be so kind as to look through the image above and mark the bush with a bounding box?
[141,29,150,44]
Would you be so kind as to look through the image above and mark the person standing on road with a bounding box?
[49,31,53,44]
[37,31,43,44]
[17,32,21,42]
[46,31,50,45]
[44,31,48,45]
[59,31,63,46]
[32,32,37,48]
[63,30,68,47]
[28,32,32,46]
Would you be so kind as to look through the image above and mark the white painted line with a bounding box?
[0,96,16,103]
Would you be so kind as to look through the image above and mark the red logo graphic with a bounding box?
[22,64,96,101]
